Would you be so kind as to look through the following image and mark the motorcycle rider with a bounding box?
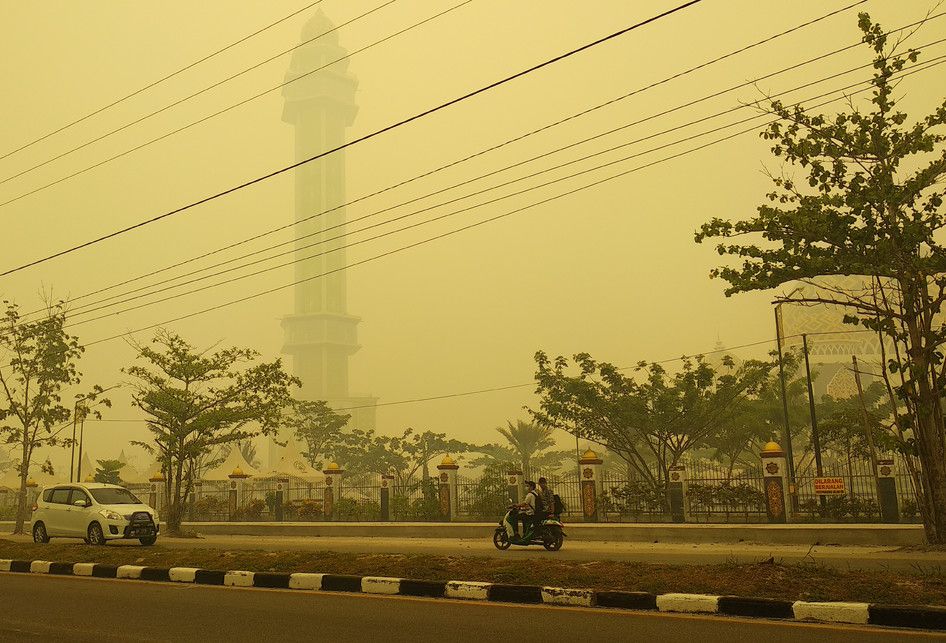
[516,480,539,537]
[537,477,555,519]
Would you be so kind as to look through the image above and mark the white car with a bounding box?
[31,483,159,546]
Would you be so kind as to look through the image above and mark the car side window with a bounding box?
[69,489,91,507]
[42,489,53,502]
[49,488,71,504]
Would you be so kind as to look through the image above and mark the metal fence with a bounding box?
[141,455,922,524]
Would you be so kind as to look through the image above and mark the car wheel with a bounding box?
[139,536,157,546]
[32,521,49,544]
[87,522,106,546]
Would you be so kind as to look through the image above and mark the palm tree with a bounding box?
[496,420,562,479]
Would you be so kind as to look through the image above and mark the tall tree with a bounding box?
[0,301,108,533]
[126,330,298,534]
[695,14,946,541]
[532,351,772,500]
[285,399,350,470]
[474,420,569,479]
[93,459,124,485]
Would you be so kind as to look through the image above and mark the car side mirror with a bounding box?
[73,499,88,508]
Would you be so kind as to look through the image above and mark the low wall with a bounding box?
[1,520,924,545]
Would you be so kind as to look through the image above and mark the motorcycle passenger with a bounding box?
[516,480,539,537]
[538,477,555,520]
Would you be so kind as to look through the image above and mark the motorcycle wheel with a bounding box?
[543,528,564,551]
[493,529,511,550]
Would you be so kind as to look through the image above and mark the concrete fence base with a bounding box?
[0,520,925,545]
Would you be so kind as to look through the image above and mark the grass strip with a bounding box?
[2,538,946,605]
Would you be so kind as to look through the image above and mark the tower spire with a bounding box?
[279,11,376,456]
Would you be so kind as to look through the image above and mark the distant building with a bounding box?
[272,11,377,466]
[777,276,882,399]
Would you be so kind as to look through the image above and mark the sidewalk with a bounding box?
[1,520,925,545]
[5,532,944,571]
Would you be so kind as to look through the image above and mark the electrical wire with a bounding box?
[0,0,400,187]
[0,0,706,277]
[0,0,327,161]
[66,60,943,352]
[53,50,946,326]
[14,1,896,321]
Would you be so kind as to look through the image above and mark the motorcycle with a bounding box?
[493,505,566,551]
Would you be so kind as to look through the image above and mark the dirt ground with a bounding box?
[3,537,946,605]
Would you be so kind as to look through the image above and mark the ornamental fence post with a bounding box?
[761,441,791,523]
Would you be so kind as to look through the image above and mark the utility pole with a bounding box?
[69,403,79,483]
[802,334,823,475]
[75,403,88,482]
[852,355,881,496]
[774,306,796,490]
[802,334,825,508]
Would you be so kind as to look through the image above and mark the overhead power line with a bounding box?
[0,0,706,277]
[60,55,946,329]
[0,0,326,161]
[0,0,467,212]
[14,0,884,318]
[39,37,946,326]
[78,328,876,421]
[40,58,938,362]
[0,0,400,187]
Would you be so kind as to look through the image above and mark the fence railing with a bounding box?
[132,456,922,524]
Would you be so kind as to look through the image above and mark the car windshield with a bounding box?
[89,488,141,505]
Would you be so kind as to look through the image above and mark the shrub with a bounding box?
[232,498,265,521]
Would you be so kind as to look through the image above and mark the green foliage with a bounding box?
[694,12,946,540]
[390,479,442,521]
[0,300,109,533]
[799,494,879,523]
[232,498,265,521]
[283,499,324,521]
[93,459,124,485]
[462,462,511,519]
[687,483,766,517]
[285,400,350,470]
[191,494,228,520]
[472,420,569,479]
[335,427,470,487]
[601,480,667,518]
[127,330,299,533]
[332,498,381,521]
[532,351,773,500]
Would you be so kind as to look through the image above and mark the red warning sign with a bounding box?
[814,477,845,495]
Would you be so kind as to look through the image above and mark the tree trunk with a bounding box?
[13,469,28,535]
[903,287,946,543]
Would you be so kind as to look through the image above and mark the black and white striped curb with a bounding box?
[3,558,945,631]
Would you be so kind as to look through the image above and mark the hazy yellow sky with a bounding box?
[1,1,944,470]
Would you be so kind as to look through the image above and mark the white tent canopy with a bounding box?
[203,444,261,481]
[258,440,319,481]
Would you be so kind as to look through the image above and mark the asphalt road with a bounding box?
[0,573,939,643]
[8,532,944,571]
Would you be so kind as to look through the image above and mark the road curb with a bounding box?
[1,557,942,631]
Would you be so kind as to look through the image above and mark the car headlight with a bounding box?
[100,510,124,521]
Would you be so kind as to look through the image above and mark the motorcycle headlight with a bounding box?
[100,510,123,521]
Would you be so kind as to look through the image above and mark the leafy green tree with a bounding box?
[695,14,946,540]
[0,301,109,533]
[472,420,569,479]
[126,330,298,534]
[285,400,351,470]
[708,351,809,480]
[532,351,772,502]
[93,459,124,485]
